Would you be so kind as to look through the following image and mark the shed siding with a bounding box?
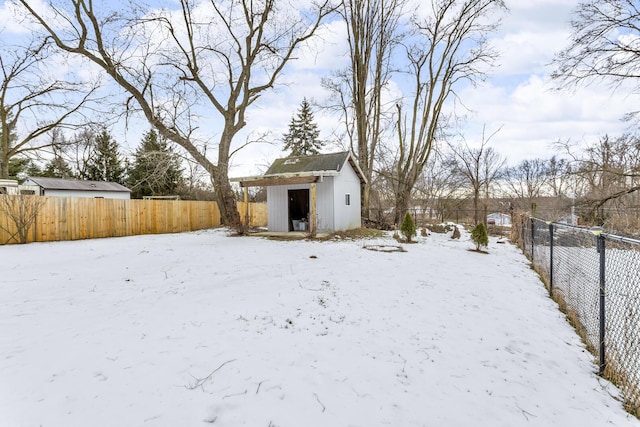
[333,163,362,231]
[43,189,131,199]
[316,177,334,233]
[267,186,290,232]
[266,179,335,233]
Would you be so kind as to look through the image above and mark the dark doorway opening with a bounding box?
[288,189,309,231]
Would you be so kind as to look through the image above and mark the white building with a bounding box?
[22,177,131,199]
[487,212,512,227]
[0,179,19,195]
[234,151,366,234]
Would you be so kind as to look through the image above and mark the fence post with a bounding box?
[597,233,606,375]
[548,221,554,296]
[530,217,535,261]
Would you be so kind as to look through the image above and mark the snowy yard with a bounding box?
[1,228,638,427]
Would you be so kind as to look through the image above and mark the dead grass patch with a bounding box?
[363,244,406,253]
[331,228,387,240]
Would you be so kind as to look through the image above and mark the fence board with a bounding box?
[0,196,267,245]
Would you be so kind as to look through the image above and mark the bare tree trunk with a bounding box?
[325,0,403,220]
[394,184,411,225]
[361,182,370,219]
[211,168,240,227]
[211,130,240,226]
[473,188,480,225]
[0,152,8,179]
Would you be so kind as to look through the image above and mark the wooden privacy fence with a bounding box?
[0,196,267,245]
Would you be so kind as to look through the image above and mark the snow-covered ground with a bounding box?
[1,228,638,427]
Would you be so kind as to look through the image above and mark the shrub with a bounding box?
[400,212,417,242]
[471,222,488,250]
[0,195,45,244]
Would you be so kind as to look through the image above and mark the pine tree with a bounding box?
[400,212,416,243]
[86,128,125,183]
[8,157,41,180]
[471,222,489,251]
[282,98,323,156]
[42,156,74,178]
[127,129,184,199]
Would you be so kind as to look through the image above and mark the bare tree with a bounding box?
[448,126,505,224]
[503,158,549,210]
[18,0,334,226]
[546,155,575,198]
[64,128,95,179]
[568,134,640,225]
[552,0,640,95]
[412,148,464,222]
[323,0,405,218]
[0,194,45,244]
[391,0,506,224]
[0,35,98,179]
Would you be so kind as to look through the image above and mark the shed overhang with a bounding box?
[232,171,338,188]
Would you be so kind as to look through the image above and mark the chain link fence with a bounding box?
[518,217,640,417]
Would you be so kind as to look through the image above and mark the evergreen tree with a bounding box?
[42,155,74,178]
[86,128,125,183]
[282,98,323,156]
[400,212,416,243]
[127,129,184,199]
[8,157,41,180]
[471,222,489,251]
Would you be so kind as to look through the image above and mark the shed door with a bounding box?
[288,189,309,231]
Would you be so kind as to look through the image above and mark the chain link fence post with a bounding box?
[531,217,535,262]
[548,221,554,296]
[596,232,606,375]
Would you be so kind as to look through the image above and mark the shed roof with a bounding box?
[234,151,366,187]
[265,151,350,174]
[25,177,131,193]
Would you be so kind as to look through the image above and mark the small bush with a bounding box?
[400,212,416,242]
[471,222,488,250]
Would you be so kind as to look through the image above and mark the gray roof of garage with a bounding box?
[26,177,131,192]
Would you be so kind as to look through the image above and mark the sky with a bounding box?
[2,0,639,177]
[221,0,640,175]
[2,228,639,426]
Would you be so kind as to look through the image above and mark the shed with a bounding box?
[23,177,131,199]
[234,151,366,234]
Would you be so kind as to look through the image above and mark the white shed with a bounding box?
[23,177,131,199]
[234,151,366,234]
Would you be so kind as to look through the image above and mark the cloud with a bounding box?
[290,19,350,72]
[457,74,639,165]
[441,0,640,166]
[0,0,31,34]
[0,0,69,34]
